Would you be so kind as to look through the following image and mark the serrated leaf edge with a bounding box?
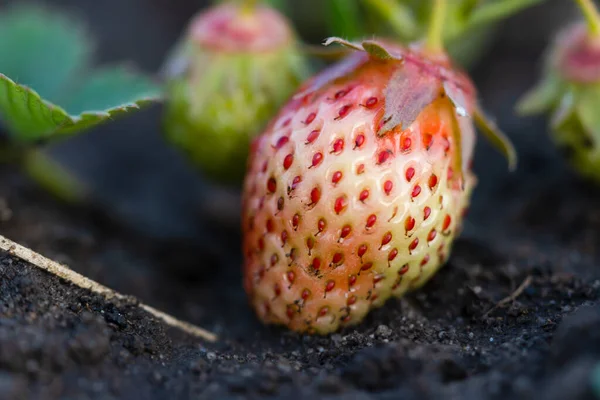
[0,71,161,140]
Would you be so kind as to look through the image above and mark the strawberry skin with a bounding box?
[242,40,513,334]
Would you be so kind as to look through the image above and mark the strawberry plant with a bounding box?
[241,0,516,334]
[518,0,600,183]
[0,4,161,202]
[363,0,546,67]
[293,0,546,68]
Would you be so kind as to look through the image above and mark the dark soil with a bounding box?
[2,1,600,399]
[3,108,600,400]
[2,157,600,400]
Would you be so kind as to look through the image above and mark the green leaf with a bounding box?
[362,40,398,60]
[0,74,69,140]
[322,37,403,60]
[516,74,563,115]
[361,0,418,39]
[326,0,365,39]
[467,0,546,31]
[0,4,162,142]
[323,37,364,51]
[0,68,161,143]
[474,107,518,171]
[551,88,578,131]
[62,66,161,116]
[577,85,600,138]
[0,3,92,104]
[22,148,87,203]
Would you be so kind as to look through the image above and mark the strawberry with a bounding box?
[162,1,310,184]
[241,37,516,334]
[517,0,600,183]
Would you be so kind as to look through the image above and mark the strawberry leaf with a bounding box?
[322,37,365,52]
[550,88,577,131]
[362,40,398,61]
[324,37,404,61]
[448,104,465,184]
[326,0,366,39]
[443,80,473,117]
[379,63,441,135]
[0,4,162,142]
[576,85,600,138]
[361,0,418,40]
[0,68,161,143]
[516,74,562,115]
[61,66,160,116]
[457,112,476,176]
[0,3,92,104]
[474,107,518,171]
[22,148,88,203]
[467,0,546,32]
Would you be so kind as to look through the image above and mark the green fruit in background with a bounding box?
[162,1,311,185]
[518,22,600,182]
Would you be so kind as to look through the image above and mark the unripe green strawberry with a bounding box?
[241,39,515,334]
[162,1,310,184]
[518,21,600,182]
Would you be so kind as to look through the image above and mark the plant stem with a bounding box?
[426,0,447,53]
[21,149,87,203]
[575,0,600,38]
[361,0,418,40]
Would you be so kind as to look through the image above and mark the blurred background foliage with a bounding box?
[0,0,581,247]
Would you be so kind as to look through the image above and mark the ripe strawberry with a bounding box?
[162,1,310,184]
[518,17,600,182]
[241,38,515,334]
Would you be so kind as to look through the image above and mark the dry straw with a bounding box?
[0,235,217,343]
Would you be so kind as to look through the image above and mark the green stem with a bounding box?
[21,149,87,203]
[426,0,447,53]
[361,0,418,40]
[575,0,600,38]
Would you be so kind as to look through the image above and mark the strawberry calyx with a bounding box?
[315,37,516,172]
[320,37,476,130]
[189,2,293,53]
[554,23,600,84]
[473,109,518,172]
